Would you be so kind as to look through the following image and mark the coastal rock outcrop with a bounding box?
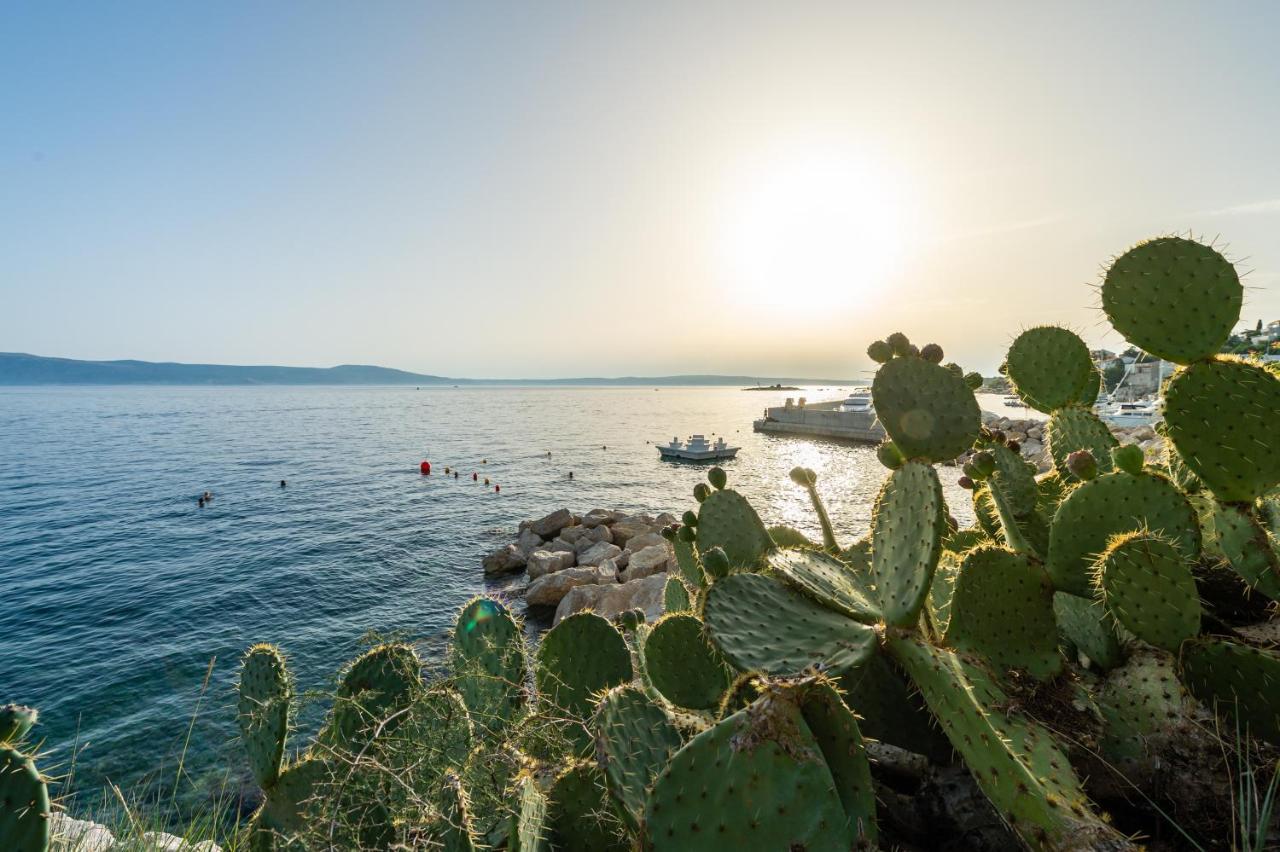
[526,549,575,579]
[619,543,669,582]
[482,543,527,575]
[577,540,623,568]
[554,572,668,625]
[526,565,610,606]
[528,507,575,539]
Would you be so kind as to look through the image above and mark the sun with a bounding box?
[717,148,910,313]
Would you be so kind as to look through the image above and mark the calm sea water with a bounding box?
[0,385,1023,808]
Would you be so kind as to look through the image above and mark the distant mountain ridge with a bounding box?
[0,353,858,387]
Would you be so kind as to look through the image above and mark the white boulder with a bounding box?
[619,544,669,582]
[526,549,576,580]
[553,573,668,625]
[482,544,526,575]
[529,508,575,539]
[577,541,623,568]
[526,566,606,607]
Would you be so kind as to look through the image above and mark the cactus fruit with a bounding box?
[641,614,732,710]
[1196,498,1280,599]
[238,644,291,790]
[1047,407,1117,482]
[766,524,815,548]
[535,612,632,717]
[0,705,36,746]
[876,440,905,470]
[870,461,945,626]
[511,773,549,852]
[872,353,981,462]
[796,680,879,844]
[1102,236,1242,364]
[768,547,880,623]
[887,331,911,355]
[433,770,479,852]
[1178,637,1280,746]
[643,685,863,851]
[662,575,691,612]
[921,342,944,363]
[693,488,772,569]
[670,535,704,588]
[887,636,1124,848]
[1066,448,1100,482]
[1047,470,1200,598]
[969,450,996,479]
[546,761,628,851]
[1094,532,1201,652]
[325,642,423,749]
[1162,358,1280,501]
[1111,444,1145,476]
[451,597,529,739]
[944,546,1062,679]
[1005,326,1096,412]
[703,573,877,676]
[1053,593,1125,671]
[593,685,682,834]
[0,746,49,852]
[616,608,644,632]
[867,339,893,363]
[692,482,710,503]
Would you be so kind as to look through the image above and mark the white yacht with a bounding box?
[1096,399,1161,426]
[658,434,740,462]
[838,389,874,414]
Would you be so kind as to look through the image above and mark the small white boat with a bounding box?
[1096,399,1161,426]
[838,389,874,414]
[658,434,740,462]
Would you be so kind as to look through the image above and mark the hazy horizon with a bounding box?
[5,2,1280,378]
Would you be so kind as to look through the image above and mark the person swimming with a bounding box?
[280,480,286,488]
[568,471,574,480]
[198,497,205,508]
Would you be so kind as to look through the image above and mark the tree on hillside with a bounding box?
[1102,359,1127,392]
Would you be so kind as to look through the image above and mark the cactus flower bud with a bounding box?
[617,609,644,631]
[1067,449,1099,481]
[660,525,677,541]
[964,372,984,390]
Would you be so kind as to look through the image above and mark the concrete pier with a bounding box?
[753,397,885,443]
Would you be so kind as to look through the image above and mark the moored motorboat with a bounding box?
[657,434,740,461]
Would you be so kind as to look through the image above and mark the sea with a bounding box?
[0,384,1034,812]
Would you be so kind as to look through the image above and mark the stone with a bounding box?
[517,527,544,557]
[559,525,589,546]
[1019,439,1043,459]
[581,508,615,528]
[596,557,619,583]
[1130,425,1157,442]
[526,566,605,607]
[610,518,653,547]
[654,512,677,527]
[578,541,623,567]
[574,526,613,555]
[554,573,668,625]
[620,544,669,582]
[546,538,575,555]
[527,549,576,580]
[623,531,665,555]
[530,508,574,539]
[50,813,116,852]
[482,544,526,575]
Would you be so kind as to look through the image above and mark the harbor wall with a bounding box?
[752,398,885,443]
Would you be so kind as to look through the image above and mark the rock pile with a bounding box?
[979,413,1162,473]
[482,508,678,625]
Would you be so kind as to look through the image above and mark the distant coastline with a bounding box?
[742,384,800,391]
[0,353,857,387]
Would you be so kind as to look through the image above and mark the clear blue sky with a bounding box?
[4,2,1280,378]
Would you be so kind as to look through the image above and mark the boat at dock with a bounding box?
[753,395,885,443]
[657,434,740,461]
[837,389,874,413]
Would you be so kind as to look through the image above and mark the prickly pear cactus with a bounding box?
[324,642,423,749]
[662,575,691,613]
[1005,326,1096,412]
[253,755,328,848]
[1179,637,1280,746]
[872,343,981,462]
[1102,236,1242,364]
[887,636,1125,849]
[1163,358,1280,502]
[1195,497,1280,599]
[768,524,816,549]
[1093,532,1201,652]
[1053,593,1125,671]
[535,612,632,717]
[643,685,863,851]
[593,685,681,834]
[1097,649,1192,769]
[870,460,945,625]
[433,770,479,852]
[547,761,628,851]
[0,746,49,852]
[669,535,705,589]
[944,546,1062,679]
[0,705,36,746]
[795,680,878,844]
[451,597,529,738]
[768,547,880,623]
[790,467,839,550]
[984,441,1039,518]
[642,614,732,710]
[1046,407,1118,482]
[238,643,291,790]
[1047,470,1199,597]
[693,483,772,569]
[511,773,549,852]
[703,573,877,676]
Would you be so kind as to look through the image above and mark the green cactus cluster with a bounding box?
[0,705,50,852]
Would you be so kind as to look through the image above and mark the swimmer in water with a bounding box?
[454,471,458,479]
[568,471,574,480]
[198,497,205,508]
[280,480,286,488]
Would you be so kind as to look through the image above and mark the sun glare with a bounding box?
[718,149,910,314]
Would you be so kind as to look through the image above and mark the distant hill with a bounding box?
[0,353,857,387]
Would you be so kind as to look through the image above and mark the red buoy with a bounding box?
[494,484,501,493]
[420,461,431,475]
[472,472,477,481]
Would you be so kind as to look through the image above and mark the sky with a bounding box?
[4,2,1280,379]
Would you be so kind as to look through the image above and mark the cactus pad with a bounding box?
[433,770,479,852]
[1005,326,1095,412]
[451,597,528,738]
[1179,637,1280,746]
[256,755,328,843]
[1097,649,1191,767]
[872,354,981,461]
[642,614,732,710]
[377,688,474,793]
[986,441,1039,517]
[536,612,632,717]
[670,536,704,588]
[1053,593,1124,671]
[547,762,627,851]
[768,524,816,549]
[1047,406,1118,482]
[768,547,880,623]
[0,747,49,852]
[704,573,877,676]
[836,654,953,762]
[1047,470,1199,597]
[694,488,772,568]
[887,636,1121,848]
[1102,236,1242,364]
[643,688,857,851]
[1197,498,1280,599]
[326,642,423,749]
[662,575,691,613]
[870,461,945,625]
[593,685,681,833]
[511,773,549,852]
[944,546,1062,679]
[796,680,878,844]
[237,643,291,790]
[1094,532,1201,652]
[0,706,36,746]
[1163,358,1280,501]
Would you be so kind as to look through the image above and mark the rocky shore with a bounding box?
[483,508,679,625]
[977,413,1161,473]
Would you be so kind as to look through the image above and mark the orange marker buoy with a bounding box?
[420,461,431,475]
